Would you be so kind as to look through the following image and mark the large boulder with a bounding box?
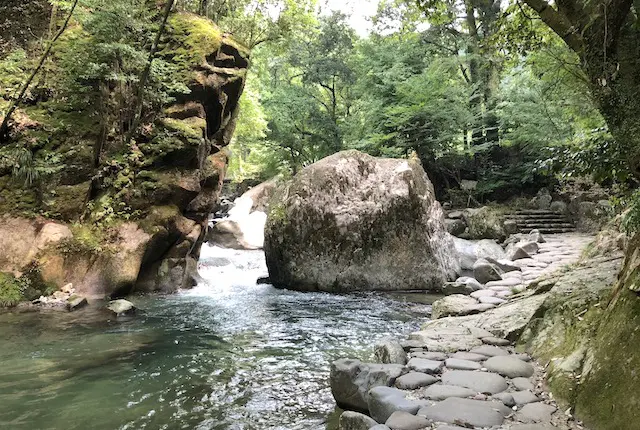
[264,151,460,292]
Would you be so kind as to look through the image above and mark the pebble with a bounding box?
[395,372,438,390]
[441,370,508,394]
[484,356,535,378]
[481,338,509,348]
[444,358,482,370]
[407,358,443,374]
[492,392,516,407]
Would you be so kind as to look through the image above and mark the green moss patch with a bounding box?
[165,13,222,74]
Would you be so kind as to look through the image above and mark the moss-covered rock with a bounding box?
[461,206,507,241]
[0,10,249,297]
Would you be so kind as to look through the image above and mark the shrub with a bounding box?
[0,272,24,307]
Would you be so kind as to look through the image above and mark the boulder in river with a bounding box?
[264,150,460,292]
[107,299,137,317]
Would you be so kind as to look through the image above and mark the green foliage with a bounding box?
[59,223,111,254]
[0,272,24,307]
[622,190,640,234]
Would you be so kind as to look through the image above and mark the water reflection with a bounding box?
[0,245,429,429]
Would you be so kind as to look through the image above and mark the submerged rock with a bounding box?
[107,299,137,317]
[264,150,460,292]
[67,296,88,311]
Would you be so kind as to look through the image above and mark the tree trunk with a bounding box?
[522,0,640,177]
[125,0,175,145]
[0,0,79,142]
[464,0,485,146]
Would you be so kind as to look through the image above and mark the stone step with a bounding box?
[513,209,563,215]
[506,215,569,221]
[517,223,576,229]
[518,227,576,234]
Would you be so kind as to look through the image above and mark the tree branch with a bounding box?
[520,0,585,53]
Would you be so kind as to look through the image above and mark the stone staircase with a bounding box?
[505,209,576,234]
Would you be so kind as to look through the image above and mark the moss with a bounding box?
[58,223,111,256]
[165,13,222,74]
[138,205,180,234]
[0,272,23,307]
[161,117,205,141]
[574,284,640,428]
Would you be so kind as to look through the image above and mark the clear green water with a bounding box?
[0,246,431,430]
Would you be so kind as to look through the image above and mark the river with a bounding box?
[0,244,433,429]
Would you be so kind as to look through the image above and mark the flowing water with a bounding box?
[0,245,433,430]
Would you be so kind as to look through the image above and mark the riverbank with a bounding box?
[332,232,625,429]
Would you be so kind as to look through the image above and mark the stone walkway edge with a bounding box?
[332,233,594,430]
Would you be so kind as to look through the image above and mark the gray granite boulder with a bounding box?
[454,238,506,270]
[395,372,438,390]
[375,337,408,365]
[484,356,535,378]
[423,384,475,400]
[407,358,443,374]
[264,150,460,292]
[385,411,431,430]
[441,370,508,394]
[330,359,404,412]
[473,258,503,284]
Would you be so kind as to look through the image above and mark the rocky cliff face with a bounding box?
[264,150,460,292]
[0,13,248,299]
